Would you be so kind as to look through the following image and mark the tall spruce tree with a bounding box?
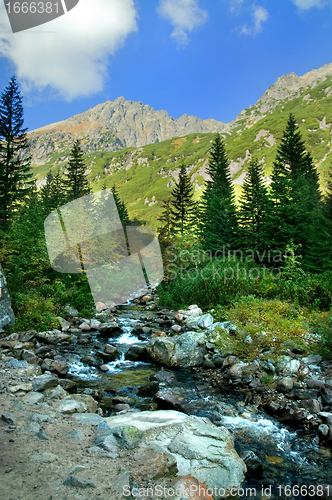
[64,140,90,201]
[169,163,196,235]
[157,199,174,247]
[40,168,66,214]
[199,134,237,252]
[238,158,270,256]
[268,113,325,270]
[0,77,33,227]
[111,184,130,225]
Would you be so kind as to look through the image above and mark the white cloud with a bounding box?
[240,5,268,35]
[292,0,327,8]
[0,0,138,100]
[157,0,208,46]
[229,0,244,12]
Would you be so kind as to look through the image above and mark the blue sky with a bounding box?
[0,0,331,132]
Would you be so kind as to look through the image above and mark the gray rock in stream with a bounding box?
[104,410,246,499]
[146,331,207,368]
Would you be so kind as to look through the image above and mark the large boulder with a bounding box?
[146,331,207,368]
[104,410,246,498]
[0,264,15,332]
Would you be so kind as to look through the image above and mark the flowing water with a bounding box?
[66,302,332,498]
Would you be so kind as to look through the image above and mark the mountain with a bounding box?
[28,63,332,226]
[28,97,226,166]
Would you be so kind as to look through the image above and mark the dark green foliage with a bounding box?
[40,168,67,215]
[111,184,130,225]
[64,140,91,201]
[199,134,238,252]
[169,163,196,235]
[0,77,33,227]
[157,199,173,247]
[238,158,270,256]
[268,114,326,271]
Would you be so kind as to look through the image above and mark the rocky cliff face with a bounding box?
[234,62,332,125]
[27,97,226,166]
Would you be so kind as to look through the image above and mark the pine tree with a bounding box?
[238,158,270,255]
[268,114,325,270]
[111,185,130,225]
[0,77,33,227]
[40,168,66,214]
[199,134,237,252]
[169,164,196,235]
[64,140,90,201]
[157,199,174,247]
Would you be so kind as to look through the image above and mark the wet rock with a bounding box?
[95,302,107,312]
[63,475,95,488]
[137,381,159,397]
[51,359,69,375]
[81,355,100,367]
[98,322,122,336]
[105,344,118,355]
[100,364,109,372]
[147,331,207,368]
[125,344,150,362]
[321,384,332,405]
[211,354,225,367]
[318,412,332,425]
[154,389,184,411]
[32,374,59,392]
[133,444,177,480]
[239,450,264,479]
[150,368,175,384]
[105,410,246,494]
[113,396,135,405]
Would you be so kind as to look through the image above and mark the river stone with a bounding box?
[63,475,95,488]
[32,374,59,392]
[137,381,159,397]
[58,399,88,414]
[321,384,332,405]
[147,331,207,368]
[154,389,183,411]
[98,322,122,336]
[0,264,15,331]
[125,344,150,362]
[35,330,71,344]
[66,394,98,413]
[104,410,246,498]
